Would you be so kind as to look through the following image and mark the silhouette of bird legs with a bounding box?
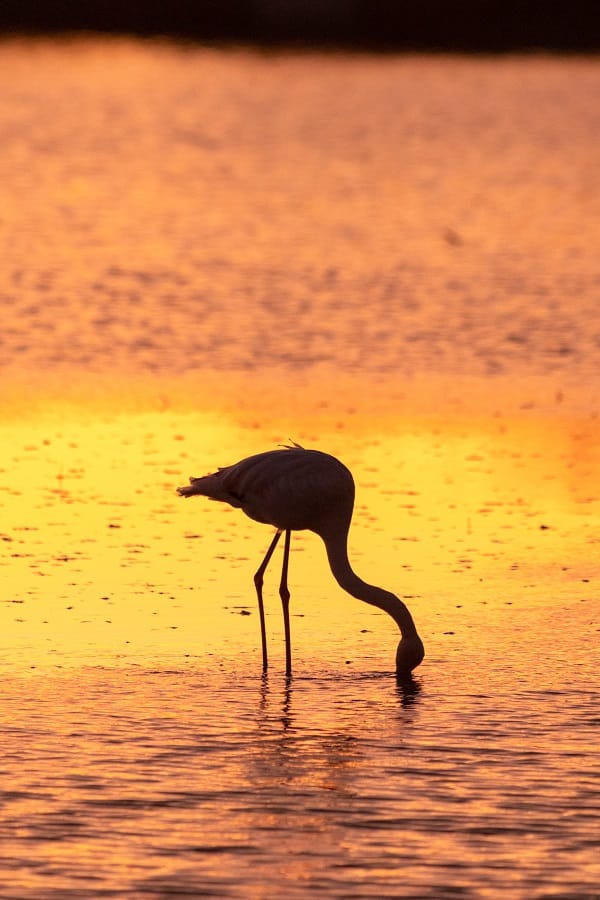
[253,528,292,676]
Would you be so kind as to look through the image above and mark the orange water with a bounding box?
[0,37,598,898]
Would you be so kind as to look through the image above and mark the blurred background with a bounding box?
[0,0,598,52]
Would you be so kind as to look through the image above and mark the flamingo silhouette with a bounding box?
[177,444,424,678]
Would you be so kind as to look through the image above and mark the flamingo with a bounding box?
[177,444,424,679]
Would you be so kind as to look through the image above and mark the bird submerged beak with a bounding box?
[395,634,425,679]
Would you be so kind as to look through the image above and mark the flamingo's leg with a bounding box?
[279,529,292,677]
[253,529,282,671]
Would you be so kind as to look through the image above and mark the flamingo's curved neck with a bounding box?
[320,526,419,640]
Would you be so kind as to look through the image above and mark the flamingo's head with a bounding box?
[395,633,425,680]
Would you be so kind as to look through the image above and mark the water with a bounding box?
[1,37,599,898]
[1,640,597,899]
[1,40,599,389]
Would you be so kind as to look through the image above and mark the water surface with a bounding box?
[0,38,598,898]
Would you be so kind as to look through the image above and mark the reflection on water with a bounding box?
[1,656,597,898]
[1,412,598,896]
[1,39,599,394]
[1,36,599,898]
[1,412,597,672]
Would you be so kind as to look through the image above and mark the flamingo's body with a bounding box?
[177,445,424,678]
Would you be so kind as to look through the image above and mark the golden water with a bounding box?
[0,37,598,898]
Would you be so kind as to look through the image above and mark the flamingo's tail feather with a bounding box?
[176,473,242,507]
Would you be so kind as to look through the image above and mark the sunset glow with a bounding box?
[2,383,597,671]
[1,36,598,899]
